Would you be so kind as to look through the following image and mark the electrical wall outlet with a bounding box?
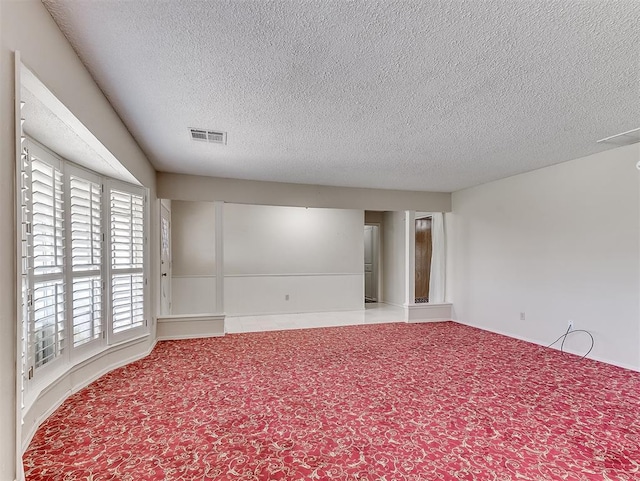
[520,312,525,321]
[567,319,574,331]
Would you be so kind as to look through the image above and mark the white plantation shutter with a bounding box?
[110,188,146,334]
[69,173,103,347]
[27,149,66,369]
[19,138,148,396]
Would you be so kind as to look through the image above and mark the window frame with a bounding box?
[66,163,106,361]
[105,179,149,345]
[24,141,67,379]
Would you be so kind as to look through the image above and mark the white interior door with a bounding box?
[160,205,172,315]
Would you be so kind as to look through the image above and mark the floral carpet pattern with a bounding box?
[24,322,640,480]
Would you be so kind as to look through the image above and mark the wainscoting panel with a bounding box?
[225,274,364,316]
[157,314,225,340]
[405,303,453,323]
[171,276,217,314]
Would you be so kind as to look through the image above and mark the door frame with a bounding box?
[364,222,381,302]
[160,203,172,315]
[414,214,433,303]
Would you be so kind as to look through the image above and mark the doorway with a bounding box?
[415,216,432,303]
[364,225,379,302]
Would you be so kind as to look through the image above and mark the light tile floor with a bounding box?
[225,303,406,334]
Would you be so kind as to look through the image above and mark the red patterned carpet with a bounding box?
[24,322,640,480]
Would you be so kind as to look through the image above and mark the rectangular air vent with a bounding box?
[189,128,227,145]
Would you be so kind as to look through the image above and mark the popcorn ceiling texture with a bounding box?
[43,0,640,192]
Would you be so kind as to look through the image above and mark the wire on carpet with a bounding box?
[547,326,594,360]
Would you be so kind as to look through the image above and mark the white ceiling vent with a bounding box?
[596,127,640,146]
[189,128,227,145]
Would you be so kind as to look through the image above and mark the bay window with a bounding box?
[20,139,148,387]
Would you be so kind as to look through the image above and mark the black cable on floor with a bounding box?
[547,327,594,360]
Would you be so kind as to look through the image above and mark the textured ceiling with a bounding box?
[43,0,639,192]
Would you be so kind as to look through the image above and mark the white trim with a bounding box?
[14,50,25,481]
[171,274,217,279]
[157,314,225,340]
[364,221,382,303]
[405,210,415,305]
[405,302,453,308]
[407,318,451,323]
[62,154,73,368]
[404,302,452,323]
[406,317,451,324]
[158,313,223,319]
[382,300,405,308]
[159,202,172,318]
[214,201,224,312]
[157,332,225,341]
[26,140,63,170]
[105,179,149,345]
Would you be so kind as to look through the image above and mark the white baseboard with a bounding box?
[157,313,225,340]
[407,318,452,324]
[381,300,404,308]
[404,303,453,323]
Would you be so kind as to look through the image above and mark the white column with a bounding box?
[214,201,224,313]
[404,210,415,307]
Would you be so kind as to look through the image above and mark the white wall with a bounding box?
[0,2,15,476]
[444,212,455,304]
[449,144,640,371]
[382,211,406,306]
[224,204,364,315]
[1,3,158,477]
[170,201,217,314]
